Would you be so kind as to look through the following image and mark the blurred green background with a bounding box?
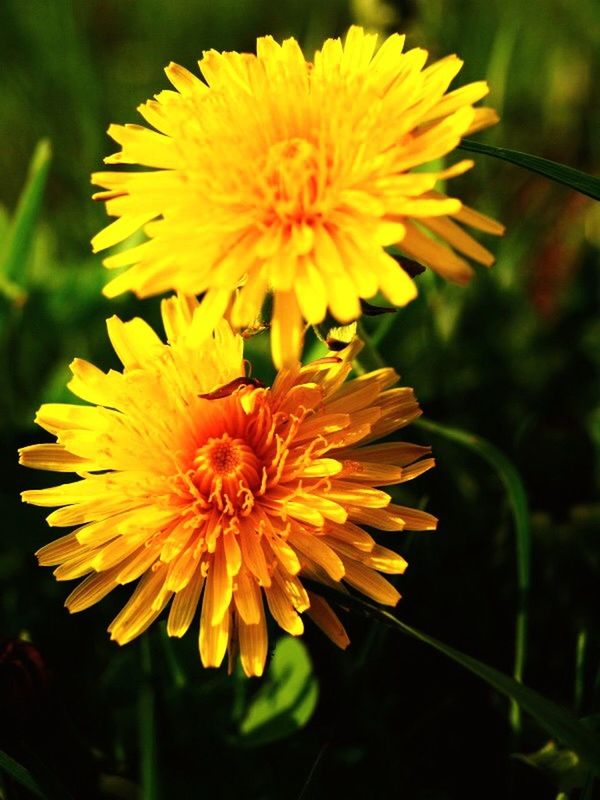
[1,0,599,798]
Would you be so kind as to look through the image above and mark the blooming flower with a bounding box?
[20,295,436,676]
[91,26,504,367]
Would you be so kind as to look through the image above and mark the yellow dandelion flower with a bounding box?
[92,26,503,367]
[20,295,436,676]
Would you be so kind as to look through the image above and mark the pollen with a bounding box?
[199,436,243,474]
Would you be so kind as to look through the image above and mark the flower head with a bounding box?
[92,26,503,367]
[20,296,436,676]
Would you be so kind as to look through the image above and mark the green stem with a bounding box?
[370,311,397,348]
[355,323,386,371]
[139,637,159,800]
[0,751,47,799]
[416,416,530,735]
[355,326,531,736]
[308,583,600,775]
[574,629,587,714]
[158,622,187,689]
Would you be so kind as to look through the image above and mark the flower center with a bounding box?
[193,433,262,514]
[208,440,243,473]
[263,137,322,225]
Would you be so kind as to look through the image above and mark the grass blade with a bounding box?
[393,614,600,777]
[139,637,160,800]
[575,629,587,714]
[158,622,187,689]
[416,417,530,734]
[0,139,52,296]
[0,750,47,799]
[355,331,531,732]
[459,139,600,200]
[313,585,600,776]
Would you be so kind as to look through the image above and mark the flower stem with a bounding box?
[139,637,160,800]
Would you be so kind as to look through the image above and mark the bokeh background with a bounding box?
[1,1,599,798]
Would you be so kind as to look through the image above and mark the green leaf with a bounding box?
[416,417,530,733]
[459,139,600,200]
[238,636,318,746]
[314,585,600,777]
[0,750,47,799]
[0,139,52,300]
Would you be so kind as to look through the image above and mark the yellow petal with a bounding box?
[65,568,120,613]
[106,316,164,369]
[421,216,495,266]
[239,521,272,587]
[105,123,184,169]
[238,602,268,677]
[199,599,230,669]
[399,221,473,284]
[165,61,207,96]
[324,520,375,553]
[288,528,345,581]
[374,251,418,307]
[306,592,349,650]
[387,504,438,531]
[108,565,171,644]
[91,213,154,254]
[341,557,400,605]
[205,541,232,626]
[167,568,205,637]
[271,290,304,369]
[233,567,262,625]
[19,444,97,473]
[36,531,83,566]
[362,544,408,574]
[264,575,304,636]
[452,204,506,236]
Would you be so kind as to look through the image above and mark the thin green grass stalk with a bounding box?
[484,4,520,124]
[158,622,187,689]
[355,323,386,371]
[575,629,587,715]
[415,416,530,736]
[139,637,160,800]
[581,770,596,800]
[0,139,52,429]
[357,328,531,736]
[370,311,397,348]
[0,751,47,799]
[309,583,600,776]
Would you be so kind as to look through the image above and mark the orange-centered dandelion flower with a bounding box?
[20,296,436,676]
[92,26,504,367]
